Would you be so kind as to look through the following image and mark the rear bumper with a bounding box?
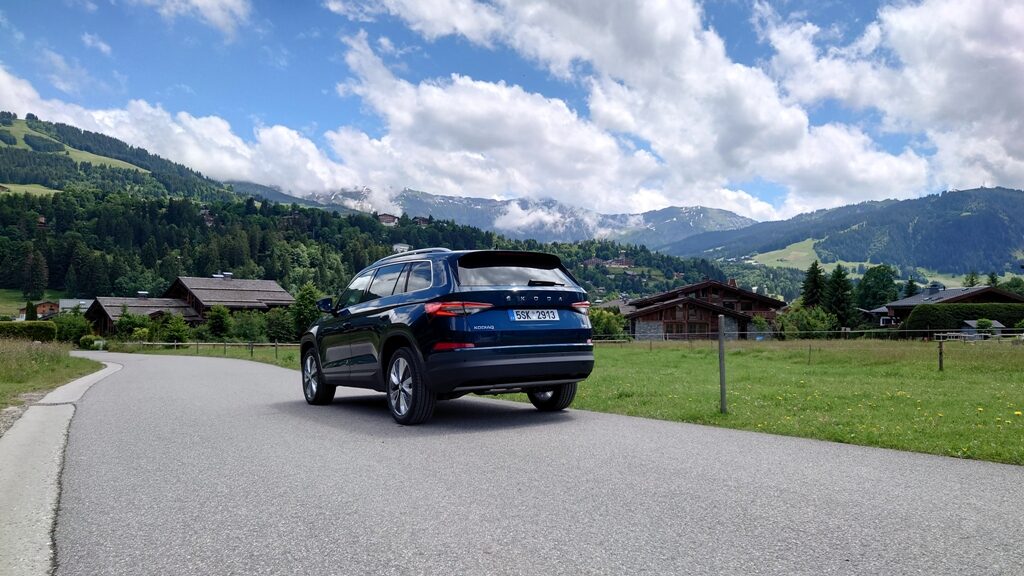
[424,344,594,394]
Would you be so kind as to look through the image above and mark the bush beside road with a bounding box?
[0,340,101,410]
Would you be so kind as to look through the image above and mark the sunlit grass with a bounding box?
[0,339,101,409]
[113,339,1024,464]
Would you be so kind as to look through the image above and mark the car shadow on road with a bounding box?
[266,393,577,437]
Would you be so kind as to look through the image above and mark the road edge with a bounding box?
[0,361,121,576]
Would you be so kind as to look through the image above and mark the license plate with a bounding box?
[510,309,559,321]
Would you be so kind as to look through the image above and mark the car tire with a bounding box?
[527,382,577,411]
[302,348,335,405]
[386,348,435,425]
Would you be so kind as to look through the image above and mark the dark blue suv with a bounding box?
[300,248,595,424]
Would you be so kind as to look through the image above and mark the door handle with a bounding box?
[341,322,353,330]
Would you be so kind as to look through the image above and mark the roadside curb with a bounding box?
[0,361,121,576]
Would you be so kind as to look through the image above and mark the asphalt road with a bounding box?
[55,352,1024,575]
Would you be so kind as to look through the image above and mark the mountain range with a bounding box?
[231,183,756,246]
[4,110,1022,279]
[662,187,1024,276]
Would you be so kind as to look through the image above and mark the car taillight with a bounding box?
[424,301,494,317]
[572,301,591,316]
[433,342,475,351]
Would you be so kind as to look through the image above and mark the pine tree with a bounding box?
[22,247,48,300]
[964,271,979,287]
[986,272,1000,287]
[801,260,826,308]
[64,264,78,298]
[25,301,37,321]
[903,278,920,298]
[855,265,898,309]
[823,264,856,328]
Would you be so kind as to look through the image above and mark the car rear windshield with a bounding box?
[456,252,573,287]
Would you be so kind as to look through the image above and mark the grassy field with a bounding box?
[752,238,1023,287]
[0,183,63,195]
[1,119,147,172]
[0,340,101,409]
[112,339,1024,465]
[0,288,66,318]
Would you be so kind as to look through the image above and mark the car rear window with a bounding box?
[456,252,573,287]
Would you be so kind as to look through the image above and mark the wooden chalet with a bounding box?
[883,283,1024,324]
[377,213,399,226]
[163,276,294,315]
[18,301,59,321]
[85,297,202,336]
[625,279,786,340]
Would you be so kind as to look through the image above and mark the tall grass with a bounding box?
[0,339,100,408]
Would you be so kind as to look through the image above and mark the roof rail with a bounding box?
[369,247,452,267]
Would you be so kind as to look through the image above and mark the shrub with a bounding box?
[130,327,150,342]
[54,312,91,343]
[1016,319,1024,331]
[774,305,838,339]
[0,129,15,145]
[159,314,192,343]
[79,334,98,349]
[230,310,267,342]
[207,305,232,339]
[115,310,151,340]
[975,318,993,335]
[590,308,626,339]
[265,307,295,342]
[0,320,57,341]
[904,304,1024,332]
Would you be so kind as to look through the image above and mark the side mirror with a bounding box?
[316,297,335,315]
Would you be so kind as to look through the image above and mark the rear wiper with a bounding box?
[528,279,564,286]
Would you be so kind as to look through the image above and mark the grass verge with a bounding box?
[111,339,1024,465]
[0,340,101,409]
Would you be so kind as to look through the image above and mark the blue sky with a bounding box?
[0,1,1021,222]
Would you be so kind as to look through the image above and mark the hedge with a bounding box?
[904,304,1024,332]
[0,321,58,341]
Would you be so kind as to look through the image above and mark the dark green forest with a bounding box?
[0,187,725,301]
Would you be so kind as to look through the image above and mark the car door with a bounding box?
[318,270,372,383]
[346,263,407,388]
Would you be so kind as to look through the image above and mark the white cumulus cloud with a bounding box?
[128,0,252,39]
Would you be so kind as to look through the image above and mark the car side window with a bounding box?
[365,263,406,301]
[405,262,432,292]
[337,271,372,310]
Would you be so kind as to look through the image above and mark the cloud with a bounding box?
[81,33,112,56]
[0,10,26,43]
[757,0,1024,194]
[40,49,95,95]
[323,1,936,219]
[0,64,356,196]
[128,0,252,39]
[326,32,665,215]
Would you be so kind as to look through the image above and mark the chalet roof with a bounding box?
[963,319,1005,329]
[88,297,202,323]
[630,279,787,309]
[167,277,294,309]
[59,299,94,312]
[885,286,1024,308]
[625,295,751,321]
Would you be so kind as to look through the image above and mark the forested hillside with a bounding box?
[0,188,726,304]
[663,187,1024,275]
[0,111,231,201]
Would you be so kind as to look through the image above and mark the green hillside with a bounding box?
[666,187,1024,276]
[0,119,146,172]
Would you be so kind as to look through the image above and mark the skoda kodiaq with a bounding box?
[299,248,594,424]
